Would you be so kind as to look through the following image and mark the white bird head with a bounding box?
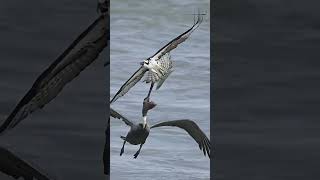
[141,58,156,69]
[140,58,148,64]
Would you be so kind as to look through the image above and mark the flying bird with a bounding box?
[111,98,156,158]
[0,13,108,135]
[110,13,204,103]
[110,98,211,159]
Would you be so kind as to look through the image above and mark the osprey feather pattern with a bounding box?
[110,13,203,103]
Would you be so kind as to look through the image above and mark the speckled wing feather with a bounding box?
[0,15,108,135]
[110,66,148,103]
[149,14,203,61]
[155,53,173,89]
[151,119,211,158]
[144,53,173,89]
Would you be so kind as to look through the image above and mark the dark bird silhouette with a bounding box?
[97,0,108,15]
[0,146,52,180]
[110,98,156,158]
[110,98,211,159]
[0,12,108,135]
[110,13,204,104]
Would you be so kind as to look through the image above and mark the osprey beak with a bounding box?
[140,61,144,65]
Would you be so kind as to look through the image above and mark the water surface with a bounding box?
[110,0,210,179]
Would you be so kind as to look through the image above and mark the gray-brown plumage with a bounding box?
[111,98,156,158]
[151,120,211,157]
[111,98,211,158]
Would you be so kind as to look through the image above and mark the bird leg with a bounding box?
[120,139,126,156]
[133,143,144,159]
[146,82,154,99]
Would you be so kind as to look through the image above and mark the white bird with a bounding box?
[110,13,204,103]
[0,14,108,135]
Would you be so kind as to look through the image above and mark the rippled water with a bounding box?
[110,0,210,179]
[0,1,107,179]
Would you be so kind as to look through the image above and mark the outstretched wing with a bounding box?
[0,146,52,180]
[0,15,108,135]
[151,119,211,158]
[149,13,203,61]
[110,66,147,103]
[110,108,134,127]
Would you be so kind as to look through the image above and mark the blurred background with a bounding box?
[214,0,320,179]
[0,1,107,179]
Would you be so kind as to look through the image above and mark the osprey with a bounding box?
[110,13,204,103]
[111,98,211,159]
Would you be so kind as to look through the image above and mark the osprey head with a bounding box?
[140,58,151,67]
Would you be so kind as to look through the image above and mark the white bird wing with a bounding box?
[155,69,173,90]
[151,119,211,158]
[110,66,148,103]
[0,15,108,135]
[110,108,134,127]
[149,13,203,61]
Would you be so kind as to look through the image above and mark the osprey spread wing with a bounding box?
[0,15,108,135]
[110,14,203,103]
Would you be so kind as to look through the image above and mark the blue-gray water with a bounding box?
[110,0,210,179]
[0,1,107,179]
